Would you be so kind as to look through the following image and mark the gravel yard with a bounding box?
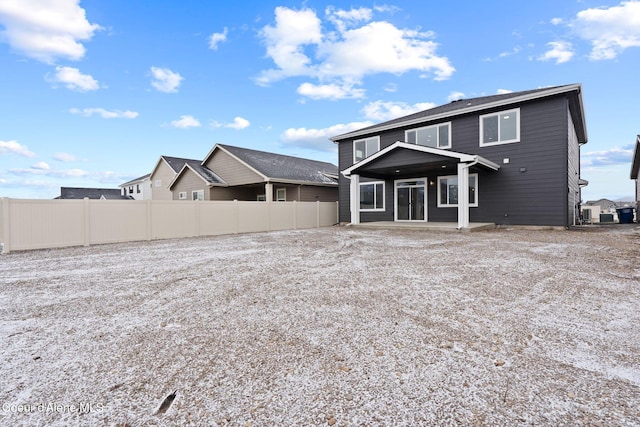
[1,225,639,426]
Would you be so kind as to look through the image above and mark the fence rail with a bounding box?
[0,198,339,253]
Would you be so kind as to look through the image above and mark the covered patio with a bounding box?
[347,221,496,232]
[342,142,501,230]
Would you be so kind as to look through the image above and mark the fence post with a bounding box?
[1,197,11,254]
[146,200,152,241]
[83,197,90,247]
[234,199,239,234]
[293,200,297,229]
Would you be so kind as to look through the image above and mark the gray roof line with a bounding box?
[330,84,583,142]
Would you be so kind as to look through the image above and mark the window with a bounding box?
[406,123,451,149]
[192,190,204,201]
[480,108,519,146]
[437,174,478,207]
[257,195,266,201]
[136,184,141,193]
[276,188,286,201]
[359,181,385,211]
[178,192,187,200]
[155,179,161,187]
[353,136,380,163]
[129,186,133,194]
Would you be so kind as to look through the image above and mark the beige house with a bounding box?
[149,156,200,200]
[168,144,338,202]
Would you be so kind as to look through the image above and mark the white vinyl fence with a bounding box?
[0,198,339,253]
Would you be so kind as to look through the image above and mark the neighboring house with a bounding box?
[119,173,151,200]
[168,144,338,202]
[56,187,132,200]
[630,135,640,213]
[331,83,588,228]
[149,156,200,200]
[583,198,620,213]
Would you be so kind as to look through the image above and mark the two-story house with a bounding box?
[331,84,588,229]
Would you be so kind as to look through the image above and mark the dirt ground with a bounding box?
[1,225,639,426]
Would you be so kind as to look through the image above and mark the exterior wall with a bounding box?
[0,198,339,253]
[338,95,572,226]
[204,149,263,185]
[567,105,581,226]
[121,177,152,200]
[150,160,177,200]
[298,185,338,202]
[210,185,262,201]
[171,168,210,200]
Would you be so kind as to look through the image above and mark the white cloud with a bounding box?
[53,152,78,162]
[170,115,201,128]
[0,0,101,63]
[70,107,138,119]
[280,121,373,151]
[551,17,563,25]
[211,117,251,130]
[582,144,634,167]
[209,27,228,50]
[361,100,436,121]
[32,161,50,170]
[297,82,365,100]
[573,1,640,60]
[538,41,574,64]
[447,91,465,102]
[496,89,513,95]
[0,140,35,157]
[10,166,88,177]
[150,67,183,93]
[257,6,454,99]
[49,66,99,91]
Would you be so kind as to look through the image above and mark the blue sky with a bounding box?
[0,0,638,201]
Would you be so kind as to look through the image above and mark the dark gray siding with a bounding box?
[567,108,581,226]
[338,95,573,226]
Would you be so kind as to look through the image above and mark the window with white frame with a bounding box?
[353,136,380,163]
[480,108,519,146]
[178,191,187,200]
[359,181,385,211]
[437,174,478,207]
[406,123,451,149]
[276,188,286,201]
[192,190,204,201]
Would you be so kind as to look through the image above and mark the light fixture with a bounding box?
[429,180,435,187]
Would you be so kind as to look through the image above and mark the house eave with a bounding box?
[630,135,640,180]
[331,84,584,143]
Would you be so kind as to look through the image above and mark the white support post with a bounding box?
[457,163,469,229]
[265,182,273,203]
[350,174,360,225]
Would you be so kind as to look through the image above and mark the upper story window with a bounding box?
[480,108,520,146]
[406,123,451,149]
[353,136,380,163]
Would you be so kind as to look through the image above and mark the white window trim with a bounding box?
[178,191,187,200]
[353,136,380,163]
[276,188,286,201]
[437,173,478,208]
[405,122,451,149]
[359,181,385,212]
[479,108,520,147]
[154,179,161,187]
[192,190,204,201]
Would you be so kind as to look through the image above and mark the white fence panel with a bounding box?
[90,200,148,244]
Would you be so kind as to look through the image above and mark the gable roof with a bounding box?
[168,160,226,190]
[331,83,587,144]
[630,135,640,179]
[203,144,338,185]
[119,173,151,188]
[57,187,131,200]
[342,142,500,177]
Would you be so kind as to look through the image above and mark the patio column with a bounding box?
[350,174,360,224]
[457,163,469,229]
